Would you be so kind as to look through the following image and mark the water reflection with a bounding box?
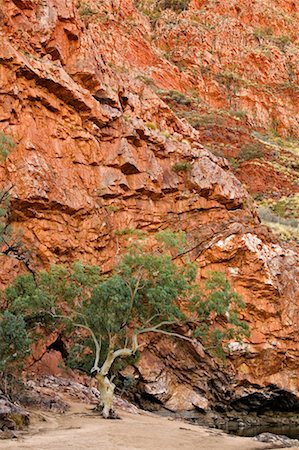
[225,423,299,439]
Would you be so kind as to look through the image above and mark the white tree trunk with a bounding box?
[95,339,137,418]
[96,373,116,419]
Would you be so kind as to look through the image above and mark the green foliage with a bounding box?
[191,272,249,357]
[155,229,187,253]
[252,27,292,51]
[273,34,292,51]
[0,132,15,161]
[157,89,192,106]
[0,183,28,265]
[0,187,25,264]
[5,247,194,372]
[229,110,247,119]
[258,194,299,220]
[77,1,97,18]
[93,247,194,335]
[0,188,11,248]
[135,75,156,87]
[145,121,157,130]
[177,110,224,129]
[136,0,190,25]
[172,161,192,173]
[257,204,299,242]
[114,227,147,238]
[157,0,190,12]
[215,70,242,88]
[227,156,240,170]
[252,27,273,40]
[238,143,264,161]
[0,311,31,374]
[105,205,121,213]
[3,235,249,388]
[7,262,101,318]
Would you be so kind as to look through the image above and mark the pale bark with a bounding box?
[96,373,115,419]
[97,344,135,418]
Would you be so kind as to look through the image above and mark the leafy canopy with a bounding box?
[0,310,31,373]
[3,233,249,379]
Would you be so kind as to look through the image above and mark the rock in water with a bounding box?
[255,432,299,448]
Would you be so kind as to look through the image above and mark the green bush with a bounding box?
[157,89,192,106]
[157,0,190,12]
[77,1,97,18]
[0,311,31,378]
[136,0,190,23]
[0,132,15,161]
[177,111,224,128]
[238,143,264,161]
[155,229,187,252]
[252,27,273,39]
[172,161,192,173]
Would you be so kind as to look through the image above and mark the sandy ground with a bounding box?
[0,402,298,450]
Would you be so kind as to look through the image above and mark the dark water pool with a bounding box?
[224,423,299,439]
[156,409,299,440]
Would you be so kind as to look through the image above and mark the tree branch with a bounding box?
[138,320,177,333]
[100,345,134,376]
[138,327,199,345]
[49,313,102,373]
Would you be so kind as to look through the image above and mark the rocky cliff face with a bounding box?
[0,0,298,412]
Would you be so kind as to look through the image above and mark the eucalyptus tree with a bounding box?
[5,237,249,418]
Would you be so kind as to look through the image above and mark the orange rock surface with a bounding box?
[0,0,298,410]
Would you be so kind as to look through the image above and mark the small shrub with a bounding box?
[252,192,265,201]
[161,130,171,139]
[274,34,292,51]
[114,228,147,238]
[157,0,190,12]
[136,0,190,25]
[0,132,15,161]
[77,1,97,18]
[258,206,299,228]
[159,90,192,106]
[137,0,190,18]
[177,111,223,128]
[155,229,187,252]
[215,70,241,88]
[172,161,192,173]
[230,110,247,119]
[258,194,299,220]
[238,143,264,161]
[136,75,156,87]
[105,205,120,213]
[252,27,273,40]
[145,121,157,130]
[258,206,299,242]
[227,157,240,170]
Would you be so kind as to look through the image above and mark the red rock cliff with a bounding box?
[0,0,298,411]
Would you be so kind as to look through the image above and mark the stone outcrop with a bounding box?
[0,396,29,434]
[0,0,298,413]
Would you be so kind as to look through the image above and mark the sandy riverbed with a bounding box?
[0,402,297,450]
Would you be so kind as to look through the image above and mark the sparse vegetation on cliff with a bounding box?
[0,132,15,162]
[172,161,192,173]
[136,0,190,23]
[257,194,299,242]
[76,1,97,18]
[238,143,264,162]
